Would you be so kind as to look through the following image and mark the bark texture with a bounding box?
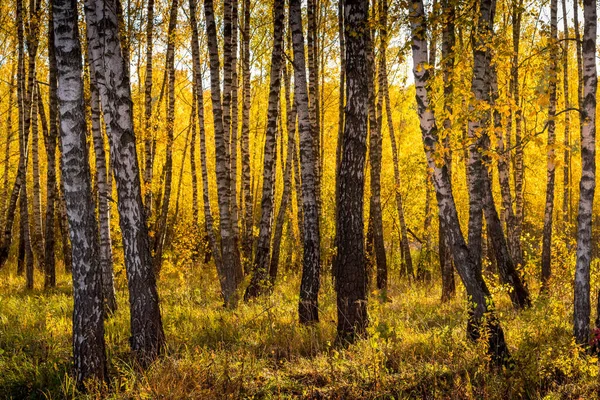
[53,0,107,385]
[334,0,369,341]
[573,0,597,346]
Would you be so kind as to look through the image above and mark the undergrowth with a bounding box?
[0,256,599,399]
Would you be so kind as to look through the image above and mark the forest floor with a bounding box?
[0,258,599,399]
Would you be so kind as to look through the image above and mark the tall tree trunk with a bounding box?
[31,84,44,268]
[439,0,455,301]
[190,87,199,227]
[0,0,40,270]
[230,0,240,242]
[573,0,597,346]
[290,0,321,324]
[512,0,525,247]
[143,0,155,218]
[334,0,369,341]
[53,0,107,385]
[189,0,221,270]
[38,72,58,288]
[88,48,117,314]
[379,0,413,278]
[561,0,571,225]
[240,0,253,269]
[371,8,387,291]
[153,0,179,274]
[335,0,344,228]
[307,0,321,222]
[269,58,297,285]
[409,0,510,363]
[1,66,15,223]
[245,0,285,300]
[541,0,558,289]
[56,152,73,274]
[84,0,165,363]
[204,0,243,305]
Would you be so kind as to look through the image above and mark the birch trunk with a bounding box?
[204,0,243,305]
[84,0,165,363]
[153,0,179,274]
[410,0,510,363]
[38,74,57,288]
[269,60,297,285]
[561,0,571,225]
[88,52,117,314]
[291,0,321,324]
[189,0,221,270]
[439,0,455,301]
[541,0,558,289]
[371,11,387,291]
[31,84,44,268]
[334,0,369,340]
[240,0,253,267]
[573,0,597,346]
[245,0,285,300]
[53,0,107,384]
[379,6,413,278]
[143,0,155,218]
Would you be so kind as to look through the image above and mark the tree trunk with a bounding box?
[335,0,344,230]
[334,0,369,341]
[153,0,179,274]
[240,0,253,269]
[378,0,412,279]
[0,0,41,270]
[143,0,155,219]
[439,0,455,301]
[561,0,571,225]
[52,0,107,385]
[31,84,44,268]
[290,0,321,324]
[88,48,117,314]
[2,66,15,236]
[84,0,165,363]
[230,0,240,242]
[307,0,321,222]
[512,0,525,248]
[269,58,297,285]
[573,0,597,346]
[409,0,510,363]
[204,0,243,305]
[541,0,558,289]
[189,0,221,271]
[190,88,199,227]
[38,67,58,288]
[371,9,387,292]
[245,0,285,300]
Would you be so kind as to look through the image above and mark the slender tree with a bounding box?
[245,0,285,300]
[143,0,155,218]
[573,0,597,346]
[153,0,179,273]
[53,0,107,385]
[240,0,253,267]
[370,9,387,291]
[88,48,117,313]
[204,0,243,305]
[561,0,571,225]
[290,0,321,324]
[189,0,221,270]
[409,0,510,362]
[541,0,558,289]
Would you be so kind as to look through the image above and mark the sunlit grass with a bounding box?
[0,255,599,399]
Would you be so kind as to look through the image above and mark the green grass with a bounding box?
[0,259,599,399]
